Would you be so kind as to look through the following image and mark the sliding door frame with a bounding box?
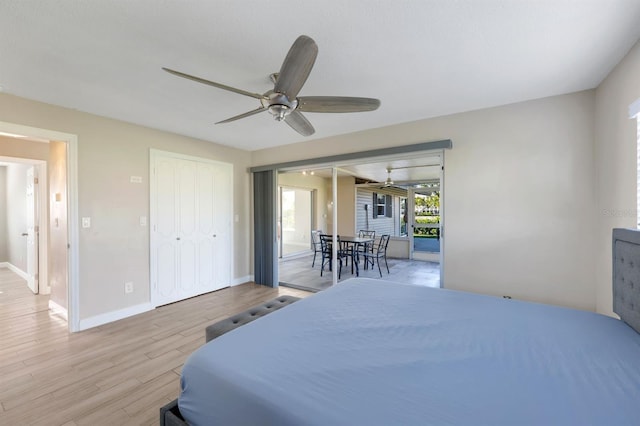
[251,139,453,288]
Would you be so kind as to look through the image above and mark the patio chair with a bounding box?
[319,234,350,279]
[357,230,376,264]
[362,234,391,277]
[358,230,376,238]
[311,229,323,267]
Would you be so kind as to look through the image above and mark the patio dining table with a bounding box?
[325,235,375,277]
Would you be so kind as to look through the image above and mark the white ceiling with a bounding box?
[2,1,640,151]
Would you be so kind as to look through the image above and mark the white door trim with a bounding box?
[36,163,48,295]
[26,166,38,293]
[0,121,79,332]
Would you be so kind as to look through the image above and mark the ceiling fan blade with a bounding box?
[284,110,315,136]
[162,67,266,100]
[274,35,318,100]
[297,96,381,113]
[215,107,267,124]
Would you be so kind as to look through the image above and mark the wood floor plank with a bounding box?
[0,268,310,424]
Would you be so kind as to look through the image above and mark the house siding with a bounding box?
[356,188,395,237]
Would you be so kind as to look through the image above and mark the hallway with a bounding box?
[0,267,49,324]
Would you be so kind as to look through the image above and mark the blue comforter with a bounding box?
[179,278,640,425]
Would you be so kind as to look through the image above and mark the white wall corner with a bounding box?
[78,302,154,331]
[48,299,68,320]
[232,275,254,286]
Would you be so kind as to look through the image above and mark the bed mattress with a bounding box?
[179,278,640,425]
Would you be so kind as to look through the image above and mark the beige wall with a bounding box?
[0,93,252,322]
[336,176,356,236]
[253,91,597,311]
[594,40,640,316]
[0,136,49,160]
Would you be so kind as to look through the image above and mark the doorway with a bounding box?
[0,159,47,295]
[276,155,444,292]
[410,183,441,262]
[0,121,78,331]
[251,139,451,291]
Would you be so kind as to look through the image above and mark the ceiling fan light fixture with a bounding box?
[268,104,290,121]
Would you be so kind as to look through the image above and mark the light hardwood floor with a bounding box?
[0,268,309,425]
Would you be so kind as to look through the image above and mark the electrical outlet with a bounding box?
[124,282,134,294]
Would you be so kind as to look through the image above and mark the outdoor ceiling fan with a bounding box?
[382,168,394,187]
[162,35,381,136]
[359,168,398,189]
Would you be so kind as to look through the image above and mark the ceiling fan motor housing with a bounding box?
[262,91,298,121]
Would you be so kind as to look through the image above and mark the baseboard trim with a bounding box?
[78,302,154,331]
[232,275,254,286]
[48,300,68,320]
[1,262,29,281]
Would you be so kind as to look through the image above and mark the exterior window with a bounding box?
[376,193,386,217]
[372,193,392,218]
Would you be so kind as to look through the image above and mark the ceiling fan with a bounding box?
[162,35,381,136]
[359,168,397,189]
[382,168,394,187]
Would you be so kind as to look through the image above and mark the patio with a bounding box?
[278,252,440,292]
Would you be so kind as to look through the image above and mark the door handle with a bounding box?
[176,237,181,240]
[21,232,28,236]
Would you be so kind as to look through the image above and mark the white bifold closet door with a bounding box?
[151,151,232,307]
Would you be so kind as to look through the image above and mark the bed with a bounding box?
[176,228,640,425]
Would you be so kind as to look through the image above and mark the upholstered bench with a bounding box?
[161,294,301,426]
[205,295,300,342]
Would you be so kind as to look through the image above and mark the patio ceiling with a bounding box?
[280,154,442,185]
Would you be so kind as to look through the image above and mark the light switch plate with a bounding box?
[82,217,91,228]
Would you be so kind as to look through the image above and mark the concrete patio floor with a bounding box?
[278,252,440,292]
